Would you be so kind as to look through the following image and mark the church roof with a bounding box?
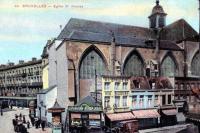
[57,18,154,40]
[57,18,183,51]
[160,19,198,42]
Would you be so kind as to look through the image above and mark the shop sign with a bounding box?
[68,106,102,112]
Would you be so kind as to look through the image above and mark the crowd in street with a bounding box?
[12,112,47,133]
[12,113,29,133]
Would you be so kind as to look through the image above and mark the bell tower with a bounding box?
[149,0,167,29]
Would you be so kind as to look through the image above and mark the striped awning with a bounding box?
[106,112,135,121]
[132,109,160,119]
[162,109,177,116]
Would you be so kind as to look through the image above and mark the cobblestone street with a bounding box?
[0,107,52,133]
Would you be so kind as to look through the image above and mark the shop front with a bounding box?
[132,109,160,129]
[105,112,138,132]
[68,96,103,133]
[159,107,177,126]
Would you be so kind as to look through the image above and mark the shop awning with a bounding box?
[89,114,100,120]
[106,112,135,122]
[71,113,81,119]
[162,109,177,116]
[132,109,160,119]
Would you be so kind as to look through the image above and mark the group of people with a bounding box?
[29,114,46,131]
[12,113,30,133]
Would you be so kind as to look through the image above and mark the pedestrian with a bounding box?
[15,114,18,119]
[41,120,46,131]
[0,107,3,116]
[12,119,17,132]
[23,115,26,123]
[35,118,38,129]
[19,113,22,121]
[21,124,27,133]
[10,101,13,109]
[27,120,30,129]
[30,117,35,126]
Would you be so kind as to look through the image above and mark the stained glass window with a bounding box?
[161,55,176,77]
[80,49,106,79]
[191,52,200,76]
[124,52,144,76]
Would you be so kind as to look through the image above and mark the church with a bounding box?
[43,0,200,124]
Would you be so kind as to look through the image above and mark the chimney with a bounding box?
[8,62,14,66]
[32,57,37,61]
[19,60,24,64]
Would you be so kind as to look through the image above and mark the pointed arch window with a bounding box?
[191,52,200,76]
[161,55,176,77]
[80,49,106,79]
[124,52,144,76]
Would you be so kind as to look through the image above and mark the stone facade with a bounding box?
[46,0,200,125]
[0,58,42,97]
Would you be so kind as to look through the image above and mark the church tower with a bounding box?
[149,0,167,29]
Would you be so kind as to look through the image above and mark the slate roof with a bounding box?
[58,18,154,40]
[48,99,65,111]
[75,95,100,107]
[56,18,196,51]
[160,19,198,42]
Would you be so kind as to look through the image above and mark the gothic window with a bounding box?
[124,52,144,76]
[191,52,200,76]
[161,55,176,77]
[80,49,106,79]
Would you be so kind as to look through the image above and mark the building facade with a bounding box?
[0,58,43,106]
[46,0,200,125]
[102,75,131,113]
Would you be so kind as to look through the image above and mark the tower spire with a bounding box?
[156,0,159,5]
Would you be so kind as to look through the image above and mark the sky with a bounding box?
[0,0,199,64]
